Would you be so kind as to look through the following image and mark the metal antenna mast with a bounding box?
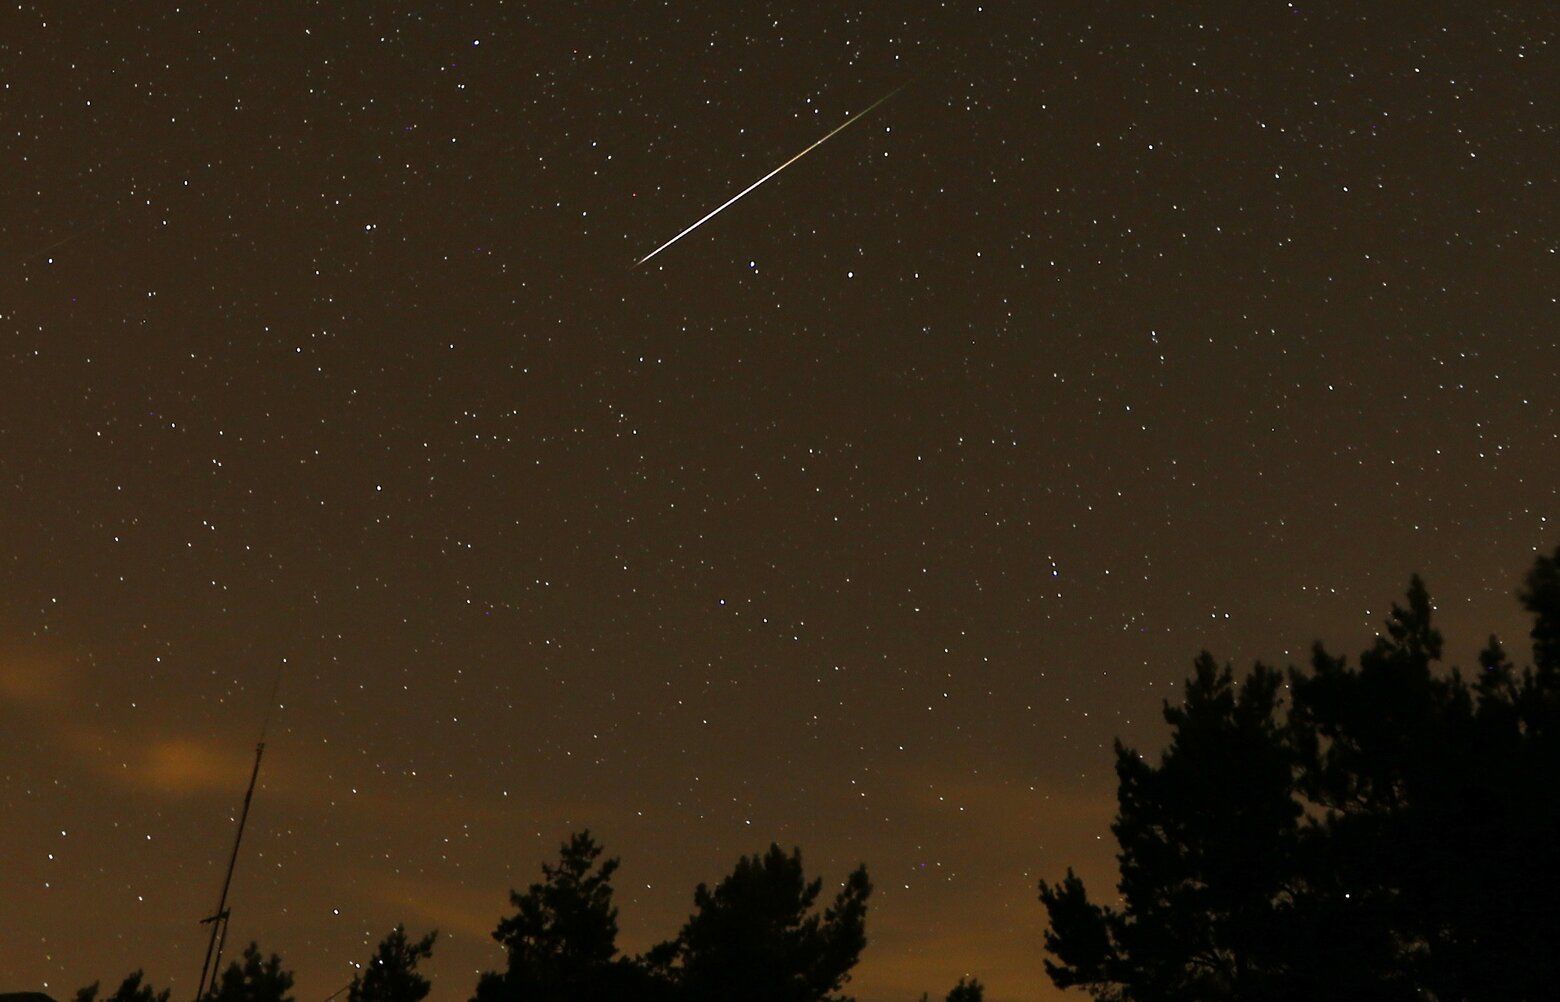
[194,667,283,1001]
[195,739,263,1000]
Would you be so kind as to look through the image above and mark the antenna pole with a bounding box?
[322,982,354,1002]
[195,740,265,1000]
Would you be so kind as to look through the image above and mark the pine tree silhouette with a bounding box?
[1040,547,1560,1000]
[74,972,170,1002]
[349,926,436,1002]
[473,831,653,1002]
[648,844,871,1002]
[204,944,293,1002]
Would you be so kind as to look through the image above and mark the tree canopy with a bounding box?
[648,844,872,1002]
[1039,547,1560,1000]
[470,834,871,1002]
[205,944,294,1002]
[74,972,169,1002]
[943,977,984,1002]
[349,926,436,1002]
[473,830,653,1002]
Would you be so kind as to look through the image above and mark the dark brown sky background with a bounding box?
[2,4,1555,1000]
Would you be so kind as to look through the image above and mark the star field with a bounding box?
[2,5,1555,1001]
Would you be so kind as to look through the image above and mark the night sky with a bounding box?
[2,4,1555,1001]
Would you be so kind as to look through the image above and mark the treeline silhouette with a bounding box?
[74,842,918,1002]
[72,548,1560,1001]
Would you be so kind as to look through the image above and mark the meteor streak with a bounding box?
[633,85,904,268]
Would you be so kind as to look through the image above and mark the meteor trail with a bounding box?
[633,84,904,268]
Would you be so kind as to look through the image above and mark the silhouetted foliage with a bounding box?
[74,972,170,1002]
[647,844,872,1002]
[473,830,652,1002]
[205,944,294,1002]
[1039,547,1560,1001]
[1287,562,1560,999]
[1039,654,1303,999]
[944,977,983,1002]
[349,926,436,1002]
